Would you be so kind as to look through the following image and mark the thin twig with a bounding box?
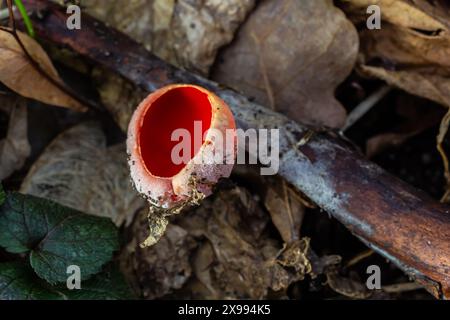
[345,249,374,268]
[382,282,423,293]
[341,85,392,133]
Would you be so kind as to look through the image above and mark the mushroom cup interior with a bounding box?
[139,86,212,178]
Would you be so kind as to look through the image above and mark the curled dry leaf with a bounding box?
[344,0,450,84]
[81,0,255,75]
[0,29,86,111]
[212,0,359,128]
[20,122,145,226]
[0,97,30,180]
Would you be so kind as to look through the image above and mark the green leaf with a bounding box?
[0,184,5,206]
[0,262,133,300]
[0,262,63,300]
[0,192,118,284]
[61,266,134,300]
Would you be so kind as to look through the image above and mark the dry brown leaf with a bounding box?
[81,0,255,75]
[0,29,86,111]
[342,0,450,31]
[326,269,372,299]
[264,177,305,243]
[360,66,450,108]
[0,96,30,180]
[120,209,197,299]
[192,241,218,298]
[20,121,145,226]
[341,0,450,107]
[199,211,274,298]
[212,0,359,128]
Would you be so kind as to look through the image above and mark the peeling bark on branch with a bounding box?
[20,0,450,299]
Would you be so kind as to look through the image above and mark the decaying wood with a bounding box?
[20,0,450,299]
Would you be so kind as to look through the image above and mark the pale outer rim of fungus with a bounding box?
[127,84,237,209]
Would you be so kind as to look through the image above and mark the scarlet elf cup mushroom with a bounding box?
[127,84,237,246]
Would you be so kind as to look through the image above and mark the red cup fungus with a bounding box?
[127,84,237,211]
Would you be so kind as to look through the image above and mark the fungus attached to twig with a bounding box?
[127,84,236,247]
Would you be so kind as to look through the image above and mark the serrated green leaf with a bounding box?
[0,262,63,300]
[0,192,118,284]
[0,262,133,300]
[0,184,5,206]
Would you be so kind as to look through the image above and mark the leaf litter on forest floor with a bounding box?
[0,29,86,111]
[85,1,359,134]
[80,0,255,75]
[77,0,263,131]
[0,95,30,180]
[121,185,341,299]
[20,122,145,227]
[6,6,335,296]
[340,0,450,201]
[120,210,197,299]
[212,0,359,128]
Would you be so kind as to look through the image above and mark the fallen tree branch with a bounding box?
[20,0,450,299]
